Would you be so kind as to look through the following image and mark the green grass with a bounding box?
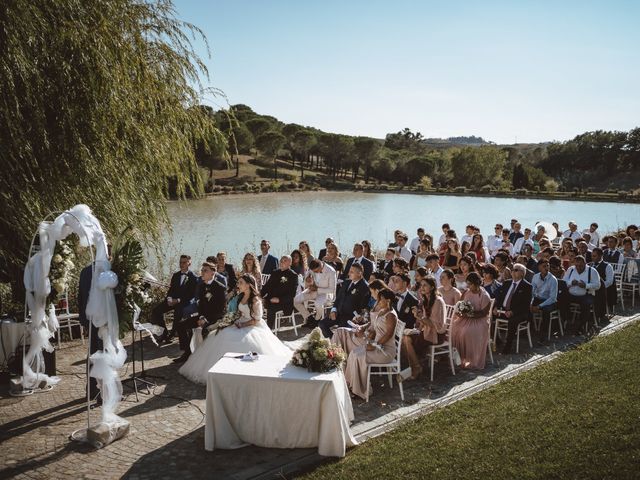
[299,322,640,480]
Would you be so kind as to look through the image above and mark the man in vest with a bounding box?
[562,255,601,334]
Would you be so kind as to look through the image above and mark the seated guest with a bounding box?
[260,255,299,328]
[392,257,410,275]
[341,242,375,281]
[563,221,582,243]
[480,263,502,298]
[294,259,337,327]
[290,249,307,276]
[395,232,413,263]
[173,262,226,363]
[583,222,601,248]
[438,223,450,246]
[390,273,419,329]
[426,253,444,287]
[451,272,492,368]
[343,287,398,400]
[413,267,428,294]
[494,252,512,283]
[488,224,504,257]
[410,227,426,254]
[150,255,197,342]
[500,229,514,257]
[181,259,228,323]
[576,240,592,263]
[532,225,547,254]
[549,256,570,325]
[412,239,433,270]
[509,222,524,244]
[513,227,534,256]
[216,251,237,293]
[562,255,600,334]
[402,276,446,379]
[454,256,474,292]
[322,242,344,276]
[258,239,279,275]
[441,238,462,269]
[298,241,315,263]
[530,258,558,341]
[319,263,370,337]
[536,246,555,263]
[470,233,489,263]
[461,224,475,246]
[362,239,376,263]
[318,237,334,262]
[377,248,395,280]
[589,248,615,324]
[521,244,539,273]
[621,236,637,259]
[603,236,623,265]
[239,252,262,290]
[438,269,462,306]
[388,229,402,248]
[492,263,533,354]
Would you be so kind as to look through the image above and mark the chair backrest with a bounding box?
[444,304,455,325]
[261,273,270,285]
[392,318,406,364]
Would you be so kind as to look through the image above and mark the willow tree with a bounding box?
[0,0,224,299]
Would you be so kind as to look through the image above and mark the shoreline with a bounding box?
[188,186,640,205]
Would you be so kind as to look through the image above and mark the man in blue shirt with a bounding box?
[530,258,558,342]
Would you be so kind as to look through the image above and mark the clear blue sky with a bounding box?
[174,0,639,144]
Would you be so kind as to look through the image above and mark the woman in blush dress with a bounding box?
[438,269,462,306]
[402,276,446,380]
[412,239,433,270]
[179,274,291,384]
[322,243,344,277]
[450,272,492,370]
[454,257,474,293]
[343,288,398,400]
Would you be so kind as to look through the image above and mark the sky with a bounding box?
[173,0,640,144]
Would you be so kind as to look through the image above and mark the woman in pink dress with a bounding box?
[451,272,491,370]
[438,269,462,306]
[344,288,398,400]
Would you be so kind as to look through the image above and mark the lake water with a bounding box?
[160,191,639,272]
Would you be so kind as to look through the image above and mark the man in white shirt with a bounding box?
[562,255,600,333]
[563,221,582,243]
[425,253,444,287]
[396,232,412,263]
[513,227,534,255]
[488,224,504,257]
[461,225,474,246]
[438,223,450,246]
[582,223,600,247]
[409,228,426,254]
[295,259,337,327]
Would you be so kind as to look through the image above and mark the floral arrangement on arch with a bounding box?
[291,328,346,373]
[110,232,151,335]
[47,239,76,308]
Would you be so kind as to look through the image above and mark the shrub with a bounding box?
[453,186,467,193]
[544,179,559,192]
[618,190,628,199]
[419,176,432,190]
[480,184,492,193]
[514,188,528,195]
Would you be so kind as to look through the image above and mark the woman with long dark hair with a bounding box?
[402,276,446,380]
[179,274,290,384]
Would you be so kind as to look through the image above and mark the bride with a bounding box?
[179,273,291,384]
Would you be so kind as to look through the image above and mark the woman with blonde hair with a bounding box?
[240,252,262,290]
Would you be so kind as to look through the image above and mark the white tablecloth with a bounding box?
[1,320,26,367]
[205,353,358,457]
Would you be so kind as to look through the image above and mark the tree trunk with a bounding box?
[274,156,278,181]
[300,150,305,180]
[235,154,239,177]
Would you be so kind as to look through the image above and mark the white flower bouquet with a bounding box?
[455,300,475,317]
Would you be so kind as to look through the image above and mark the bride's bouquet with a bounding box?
[455,300,475,317]
[208,310,241,336]
[291,328,346,373]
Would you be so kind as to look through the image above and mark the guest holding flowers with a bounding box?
[402,276,446,380]
[450,272,492,369]
[343,287,398,400]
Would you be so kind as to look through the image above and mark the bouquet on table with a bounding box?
[455,300,475,317]
[291,328,346,373]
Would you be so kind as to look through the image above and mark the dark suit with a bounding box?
[341,257,374,282]
[319,279,370,337]
[150,270,197,336]
[217,263,237,292]
[258,253,279,275]
[509,231,524,244]
[494,279,532,353]
[590,260,615,321]
[181,273,227,319]
[261,268,299,328]
[176,278,227,352]
[394,291,419,329]
[377,259,394,280]
[603,249,621,265]
[78,264,102,399]
[318,248,328,261]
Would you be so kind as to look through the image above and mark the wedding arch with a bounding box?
[20,204,128,444]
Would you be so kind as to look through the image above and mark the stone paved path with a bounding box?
[1,309,635,480]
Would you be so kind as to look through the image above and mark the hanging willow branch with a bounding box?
[0,0,225,295]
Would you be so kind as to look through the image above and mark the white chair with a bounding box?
[55,293,84,347]
[365,319,405,402]
[261,273,271,287]
[426,308,456,381]
[273,310,298,336]
[619,262,638,310]
[486,299,495,364]
[532,309,563,340]
[493,313,532,353]
[569,302,598,329]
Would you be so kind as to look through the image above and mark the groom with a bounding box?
[173,262,226,363]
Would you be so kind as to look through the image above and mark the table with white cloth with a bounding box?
[1,319,27,368]
[205,353,358,457]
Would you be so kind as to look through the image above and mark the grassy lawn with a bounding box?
[300,322,640,480]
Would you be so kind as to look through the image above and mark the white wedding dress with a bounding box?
[179,300,292,384]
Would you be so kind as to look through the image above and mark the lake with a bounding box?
[160,191,639,273]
